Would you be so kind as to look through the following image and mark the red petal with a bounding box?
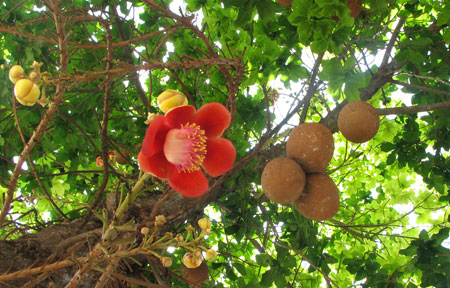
[202,138,236,177]
[138,151,172,179]
[165,105,196,128]
[140,115,170,157]
[168,168,209,197]
[194,103,231,138]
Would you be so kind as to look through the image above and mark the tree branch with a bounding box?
[391,80,450,97]
[377,100,450,115]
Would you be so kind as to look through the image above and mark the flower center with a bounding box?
[163,123,207,173]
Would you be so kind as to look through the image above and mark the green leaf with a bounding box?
[233,262,247,276]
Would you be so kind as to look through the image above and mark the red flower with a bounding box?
[138,103,236,197]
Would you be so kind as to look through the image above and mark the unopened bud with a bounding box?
[29,71,40,82]
[14,79,40,106]
[144,112,157,125]
[157,89,188,113]
[155,215,166,227]
[9,65,25,84]
[198,218,212,231]
[182,252,202,268]
[141,227,150,235]
[161,256,173,267]
[176,234,184,243]
[205,249,217,261]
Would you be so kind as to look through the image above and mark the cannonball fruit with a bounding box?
[261,157,306,205]
[295,173,340,221]
[182,261,209,285]
[286,123,334,173]
[337,101,379,143]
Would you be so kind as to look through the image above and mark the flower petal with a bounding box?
[202,138,236,177]
[193,103,231,138]
[165,105,196,128]
[140,115,170,157]
[138,151,172,179]
[168,168,209,198]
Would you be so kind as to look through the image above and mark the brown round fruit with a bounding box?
[276,0,293,7]
[182,261,209,285]
[286,123,334,173]
[337,101,379,143]
[295,173,340,221]
[261,157,306,205]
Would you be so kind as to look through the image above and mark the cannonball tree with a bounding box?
[0,0,449,287]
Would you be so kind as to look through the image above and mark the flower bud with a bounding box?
[140,227,150,235]
[176,234,184,243]
[182,252,202,268]
[9,65,25,84]
[14,79,40,106]
[155,215,166,227]
[198,218,211,231]
[96,157,103,167]
[29,71,40,82]
[205,249,217,261]
[157,89,188,113]
[161,256,173,267]
[144,112,157,125]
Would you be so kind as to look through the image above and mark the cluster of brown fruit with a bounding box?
[261,101,379,221]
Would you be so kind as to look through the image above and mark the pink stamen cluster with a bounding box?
[164,123,207,173]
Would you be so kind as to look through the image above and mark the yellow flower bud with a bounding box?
[157,89,188,113]
[205,249,217,261]
[140,227,150,235]
[161,256,173,267]
[155,215,167,227]
[9,65,25,84]
[198,218,212,231]
[182,252,202,268]
[14,79,40,106]
[29,71,40,82]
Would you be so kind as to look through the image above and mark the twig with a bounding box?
[377,100,450,115]
[299,52,324,123]
[391,80,450,97]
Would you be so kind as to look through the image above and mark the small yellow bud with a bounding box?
[205,249,217,261]
[155,215,166,227]
[14,79,40,106]
[9,65,25,84]
[186,224,195,233]
[176,234,184,243]
[29,71,40,82]
[144,112,157,125]
[198,218,212,231]
[140,227,150,235]
[161,256,173,267]
[157,89,188,113]
[182,252,202,268]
